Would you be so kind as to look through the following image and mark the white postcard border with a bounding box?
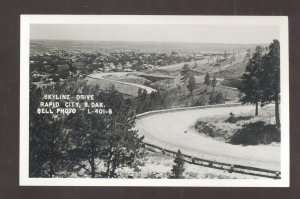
[20,15,289,187]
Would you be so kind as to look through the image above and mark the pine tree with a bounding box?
[193,61,198,68]
[67,88,144,178]
[180,64,192,83]
[260,40,280,127]
[209,91,224,105]
[137,88,143,98]
[29,85,71,177]
[187,75,196,96]
[111,83,116,92]
[204,73,211,92]
[239,46,264,116]
[211,76,217,92]
[66,112,106,178]
[171,150,185,179]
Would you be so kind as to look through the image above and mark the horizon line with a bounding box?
[30,38,272,45]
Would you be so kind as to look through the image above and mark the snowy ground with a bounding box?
[117,151,264,179]
[135,105,280,171]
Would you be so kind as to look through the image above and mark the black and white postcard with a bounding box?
[19,15,289,186]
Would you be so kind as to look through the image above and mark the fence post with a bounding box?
[191,158,195,164]
[275,172,280,179]
[229,165,234,173]
[162,149,165,155]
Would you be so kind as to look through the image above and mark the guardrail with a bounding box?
[136,104,281,179]
[142,142,281,179]
[136,103,242,119]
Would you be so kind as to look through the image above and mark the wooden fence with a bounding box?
[142,142,281,179]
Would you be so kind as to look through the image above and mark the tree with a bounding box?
[170,150,185,179]
[137,88,143,98]
[142,89,148,98]
[193,95,207,106]
[110,83,116,92]
[66,112,106,178]
[215,92,225,104]
[193,61,198,68]
[209,91,224,105]
[187,75,196,96]
[260,40,280,127]
[67,89,144,178]
[239,46,264,116]
[52,75,60,82]
[136,88,149,113]
[180,64,192,83]
[204,73,211,92]
[59,70,69,79]
[101,112,144,178]
[100,91,144,178]
[29,85,71,177]
[211,76,217,92]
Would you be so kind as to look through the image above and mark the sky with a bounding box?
[30,24,279,44]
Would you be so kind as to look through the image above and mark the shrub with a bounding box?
[230,121,280,145]
[194,120,216,137]
[209,91,225,104]
[225,112,253,124]
[52,75,60,82]
[192,95,208,106]
[226,112,237,123]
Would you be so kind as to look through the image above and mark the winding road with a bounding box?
[135,104,280,170]
[88,69,280,171]
[88,72,157,94]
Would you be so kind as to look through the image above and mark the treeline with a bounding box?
[180,64,225,106]
[135,88,175,113]
[238,40,280,127]
[29,82,144,178]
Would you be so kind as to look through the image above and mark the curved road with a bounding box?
[88,72,157,94]
[135,105,280,170]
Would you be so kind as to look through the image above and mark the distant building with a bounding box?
[142,64,154,69]
[116,63,123,71]
[104,66,110,72]
[124,69,134,72]
[72,62,85,70]
[97,68,104,72]
[44,65,52,70]
[56,64,69,72]
[109,63,115,69]
[124,62,132,69]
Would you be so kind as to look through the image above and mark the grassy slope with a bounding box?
[193,105,278,143]
[215,61,248,88]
